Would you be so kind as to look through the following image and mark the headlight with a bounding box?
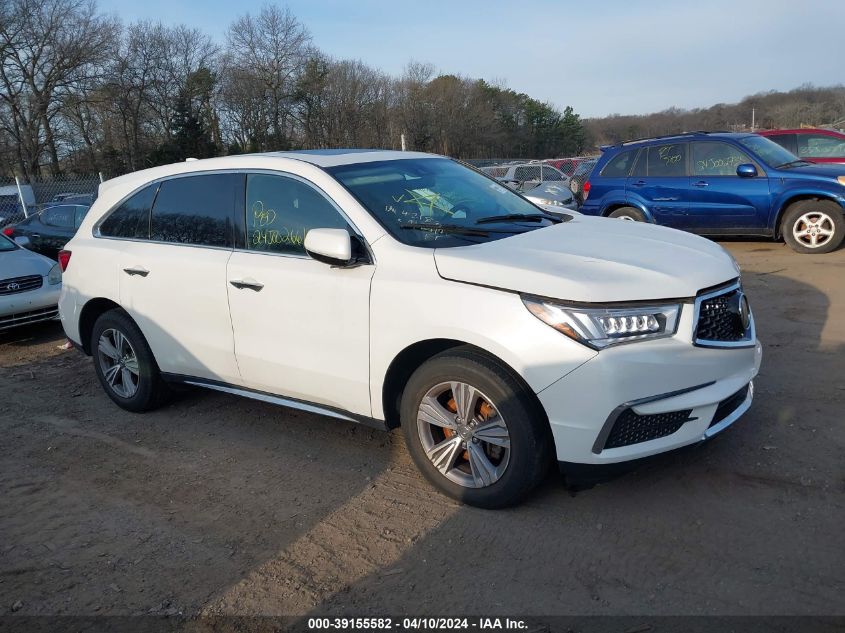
[522,296,681,349]
[47,263,62,285]
[837,176,845,186]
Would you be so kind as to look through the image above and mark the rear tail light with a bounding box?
[583,181,591,200]
[2,226,14,236]
[58,250,72,272]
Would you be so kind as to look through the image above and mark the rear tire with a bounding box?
[781,199,845,254]
[91,309,169,412]
[400,347,553,509]
[608,207,647,222]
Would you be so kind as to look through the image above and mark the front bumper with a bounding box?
[0,281,61,330]
[538,329,762,465]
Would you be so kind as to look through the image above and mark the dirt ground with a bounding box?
[1,240,843,621]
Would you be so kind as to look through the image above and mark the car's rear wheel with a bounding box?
[782,200,845,254]
[91,309,168,412]
[400,347,553,508]
[608,207,647,222]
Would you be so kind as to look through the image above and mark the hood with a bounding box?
[0,246,55,279]
[780,163,845,179]
[433,215,738,303]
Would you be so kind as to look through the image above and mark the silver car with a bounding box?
[480,162,577,210]
[0,233,62,330]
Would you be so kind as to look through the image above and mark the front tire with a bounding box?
[608,206,647,222]
[91,309,168,412]
[400,347,553,508]
[781,199,845,254]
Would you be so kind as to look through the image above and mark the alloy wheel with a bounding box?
[97,328,140,398]
[416,381,510,488]
[792,211,836,249]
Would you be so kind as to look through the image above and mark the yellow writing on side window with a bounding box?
[658,146,682,165]
[252,200,277,227]
[252,227,304,248]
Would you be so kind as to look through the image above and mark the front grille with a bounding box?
[695,287,747,343]
[0,274,43,295]
[604,408,695,449]
[0,306,59,330]
[709,384,750,428]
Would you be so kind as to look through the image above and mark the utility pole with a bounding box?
[751,108,756,132]
[400,133,406,151]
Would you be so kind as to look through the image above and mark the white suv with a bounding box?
[58,150,762,508]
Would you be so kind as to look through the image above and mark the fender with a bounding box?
[616,192,657,223]
[769,181,845,231]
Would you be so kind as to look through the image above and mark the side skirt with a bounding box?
[160,373,389,431]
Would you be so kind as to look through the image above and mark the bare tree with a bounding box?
[224,4,311,150]
[0,0,117,177]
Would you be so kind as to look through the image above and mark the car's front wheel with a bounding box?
[608,207,647,222]
[782,199,845,254]
[400,347,553,508]
[91,309,169,412]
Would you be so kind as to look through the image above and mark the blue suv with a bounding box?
[580,132,845,254]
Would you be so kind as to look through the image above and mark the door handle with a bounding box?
[693,181,709,187]
[631,180,646,187]
[30,233,40,239]
[229,278,264,291]
[123,266,149,277]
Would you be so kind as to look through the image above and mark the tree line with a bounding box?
[0,0,588,180]
[586,84,845,146]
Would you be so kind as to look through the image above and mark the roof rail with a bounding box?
[609,130,735,147]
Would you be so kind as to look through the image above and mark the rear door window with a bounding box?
[646,143,687,177]
[99,184,159,239]
[150,174,239,248]
[601,150,637,177]
[692,142,754,176]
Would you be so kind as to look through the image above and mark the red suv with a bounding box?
[758,128,845,164]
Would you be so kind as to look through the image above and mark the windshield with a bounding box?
[327,158,561,248]
[738,135,802,167]
[0,234,17,252]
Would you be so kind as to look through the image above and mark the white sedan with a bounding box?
[0,233,62,330]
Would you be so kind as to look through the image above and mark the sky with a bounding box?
[100,0,845,118]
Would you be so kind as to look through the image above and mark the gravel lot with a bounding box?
[1,240,843,620]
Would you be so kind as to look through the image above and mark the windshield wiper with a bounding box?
[776,160,811,168]
[399,222,491,236]
[475,213,562,225]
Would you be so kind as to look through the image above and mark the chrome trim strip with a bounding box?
[702,381,753,439]
[183,380,358,423]
[692,280,757,349]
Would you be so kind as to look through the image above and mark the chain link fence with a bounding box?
[0,174,103,230]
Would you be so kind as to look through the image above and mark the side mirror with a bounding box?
[304,228,353,266]
[736,164,758,178]
[14,236,30,248]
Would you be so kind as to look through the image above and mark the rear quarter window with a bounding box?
[600,150,637,178]
[99,184,159,239]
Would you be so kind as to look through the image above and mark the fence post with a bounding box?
[14,175,28,218]
[98,171,105,183]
